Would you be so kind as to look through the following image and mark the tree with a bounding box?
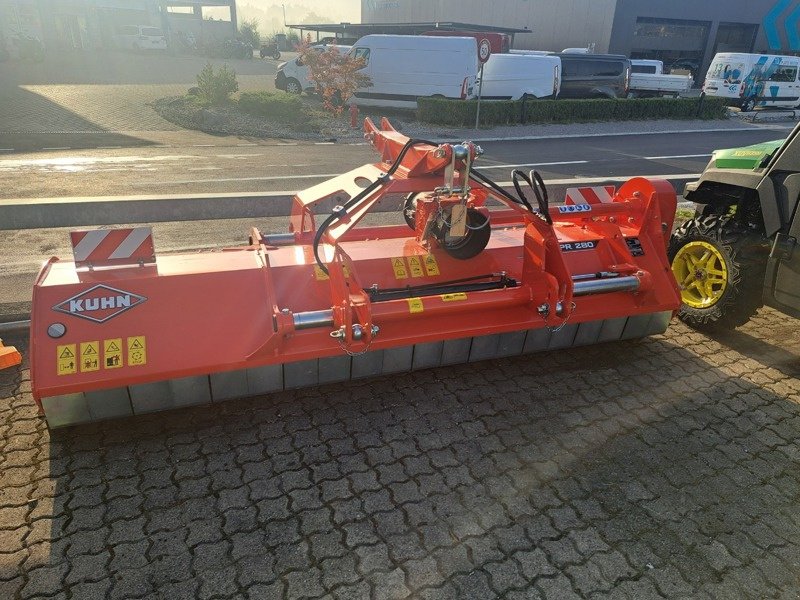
[297,42,372,115]
[239,18,261,49]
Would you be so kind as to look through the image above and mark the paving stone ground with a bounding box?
[0,50,278,135]
[0,310,798,599]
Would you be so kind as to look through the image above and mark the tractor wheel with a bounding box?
[668,215,766,330]
[438,208,491,260]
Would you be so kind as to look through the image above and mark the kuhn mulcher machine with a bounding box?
[30,119,681,427]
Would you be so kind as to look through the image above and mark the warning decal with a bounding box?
[423,254,440,276]
[407,298,424,314]
[104,338,123,369]
[314,264,350,281]
[57,344,77,376]
[127,336,147,367]
[441,293,468,302]
[407,256,425,278]
[80,341,100,373]
[392,258,409,279]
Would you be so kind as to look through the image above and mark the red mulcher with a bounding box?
[29,118,681,427]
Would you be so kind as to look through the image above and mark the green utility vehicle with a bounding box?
[669,129,800,330]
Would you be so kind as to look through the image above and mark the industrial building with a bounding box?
[0,0,237,53]
[361,0,800,76]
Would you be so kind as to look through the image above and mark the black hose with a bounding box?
[510,169,536,213]
[313,138,437,275]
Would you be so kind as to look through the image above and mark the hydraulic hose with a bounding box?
[313,138,436,275]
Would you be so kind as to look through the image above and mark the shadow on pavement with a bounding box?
[0,314,798,597]
[0,87,156,152]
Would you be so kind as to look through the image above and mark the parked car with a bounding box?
[478,53,560,100]
[554,53,631,99]
[346,35,479,109]
[115,25,167,51]
[275,45,352,94]
[702,52,800,111]
[629,59,693,97]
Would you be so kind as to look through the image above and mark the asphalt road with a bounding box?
[0,127,789,199]
[0,126,791,321]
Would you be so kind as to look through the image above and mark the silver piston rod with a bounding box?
[289,273,640,330]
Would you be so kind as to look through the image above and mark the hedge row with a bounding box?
[417,96,728,127]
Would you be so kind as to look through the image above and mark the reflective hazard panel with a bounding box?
[392,257,408,279]
[80,341,100,373]
[407,298,424,314]
[407,256,425,278]
[104,338,123,369]
[423,254,440,276]
[57,344,77,376]
[127,336,147,367]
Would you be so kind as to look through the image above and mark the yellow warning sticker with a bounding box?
[103,338,123,370]
[407,256,425,278]
[314,265,329,281]
[314,264,350,281]
[80,341,100,373]
[57,344,77,376]
[423,254,440,276]
[441,293,468,302]
[127,336,147,367]
[407,298,424,314]
[392,257,409,279]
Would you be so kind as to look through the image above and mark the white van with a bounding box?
[703,52,800,110]
[478,53,560,100]
[115,25,167,51]
[347,35,479,108]
[275,45,352,95]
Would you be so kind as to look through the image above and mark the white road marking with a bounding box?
[644,153,712,160]
[478,160,588,170]
[42,147,70,151]
[236,143,258,146]
[192,144,215,147]
[133,172,701,187]
[0,148,14,152]
[188,167,222,171]
[494,173,700,186]
[434,126,792,144]
[136,173,342,185]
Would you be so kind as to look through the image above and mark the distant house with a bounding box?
[0,0,238,54]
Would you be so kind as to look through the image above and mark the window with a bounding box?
[352,47,370,66]
[141,28,163,37]
[117,26,138,36]
[561,59,624,77]
[768,66,798,82]
[632,64,657,74]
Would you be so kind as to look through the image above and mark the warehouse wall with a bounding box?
[361,0,619,52]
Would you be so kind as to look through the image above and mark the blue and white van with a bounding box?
[703,52,800,111]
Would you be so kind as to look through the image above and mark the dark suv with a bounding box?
[554,54,632,98]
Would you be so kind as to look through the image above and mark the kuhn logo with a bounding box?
[53,285,146,323]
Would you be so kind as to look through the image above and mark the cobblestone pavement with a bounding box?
[0,310,799,599]
[0,51,277,134]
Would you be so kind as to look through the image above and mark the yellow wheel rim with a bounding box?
[672,241,728,309]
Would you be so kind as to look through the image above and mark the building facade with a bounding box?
[0,0,236,55]
[362,0,800,76]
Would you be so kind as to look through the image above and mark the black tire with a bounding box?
[741,97,756,112]
[668,215,767,330]
[438,209,491,260]
[402,193,418,229]
[284,78,302,94]
[272,50,281,60]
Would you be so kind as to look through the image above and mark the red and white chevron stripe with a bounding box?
[565,186,616,206]
[70,227,155,267]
